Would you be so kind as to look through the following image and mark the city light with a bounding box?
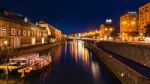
[131,21,135,25]
[0,0,150,84]
[4,40,8,46]
[106,19,112,23]
[123,21,126,25]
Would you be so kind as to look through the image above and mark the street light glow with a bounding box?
[4,40,8,45]
[106,19,112,23]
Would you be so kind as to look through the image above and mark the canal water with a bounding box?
[0,40,121,84]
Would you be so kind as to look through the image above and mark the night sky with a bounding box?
[0,0,149,34]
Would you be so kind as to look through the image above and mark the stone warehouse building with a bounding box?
[0,9,48,50]
[38,21,62,43]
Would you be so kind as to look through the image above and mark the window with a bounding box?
[43,32,48,37]
[31,31,36,37]
[34,31,37,36]
[18,30,22,36]
[28,31,30,36]
[32,31,34,36]
[39,32,42,36]
[11,28,16,36]
[1,27,6,36]
[37,32,39,37]
[23,30,27,36]
[0,26,6,36]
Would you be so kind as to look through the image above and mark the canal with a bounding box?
[0,40,121,84]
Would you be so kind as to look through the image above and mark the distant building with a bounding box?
[99,24,105,37]
[120,12,138,40]
[38,21,62,43]
[0,9,48,50]
[139,2,150,34]
[99,19,114,39]
[120,12,138,34]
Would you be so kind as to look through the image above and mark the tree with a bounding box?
[145,24,150,36]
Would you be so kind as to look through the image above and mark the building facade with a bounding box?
[120,12,138,40]
[99,19,114,40]
[38,21,62,43]
[99,24,106,37]
[139,2,150,34]
[0,9,48,50]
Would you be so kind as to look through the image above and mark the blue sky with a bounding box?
[0,0,149,34]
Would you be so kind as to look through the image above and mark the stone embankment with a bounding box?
[84,41,150,84]
[0,41,65,63]
[98,41,150,68]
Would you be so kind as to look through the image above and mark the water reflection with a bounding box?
[52,44,62,62]
[69,40,101,83]
[0,40,121,84]
[69,40,90,69]
[91,61,100,83]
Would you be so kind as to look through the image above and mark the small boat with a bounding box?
[0,53,52,77]
[17,54,52,78]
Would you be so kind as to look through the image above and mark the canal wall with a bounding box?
[98,41,150,68]
[84,41,150,84]
[0,41,65,62]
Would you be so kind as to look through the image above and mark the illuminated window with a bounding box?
[0,27,6,36]
[32,31,34,36]
[31,31,36,37]
[34,31,37,36]
[18,30,22,36]
[28,31,30,36]
[39,32,41,37]
[11,28,16,36]
[37,32,39,37]
[43,32,48,37]
[23,30,27,36]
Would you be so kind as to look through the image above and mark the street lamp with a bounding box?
[109,27,113,31]
[4,40,8,50]
[4,41,8,46]
[104,28,108,31]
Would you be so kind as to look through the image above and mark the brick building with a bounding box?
[0,9,48,50]
[38,21,62,43]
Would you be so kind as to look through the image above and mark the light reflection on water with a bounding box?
[0,40,121,84]
[69,40,90,70]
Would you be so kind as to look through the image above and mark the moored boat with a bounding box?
[0,53,52,77]
[17,54,52,78]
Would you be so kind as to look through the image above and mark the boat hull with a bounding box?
[19,62,52,78]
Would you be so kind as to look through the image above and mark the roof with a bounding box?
[38,20,47,24]
[38,20,62,32]
[139,1,150,8]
